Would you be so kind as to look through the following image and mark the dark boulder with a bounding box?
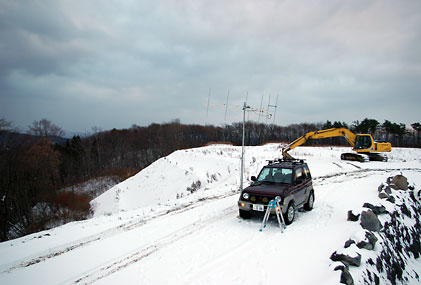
[334,265,354,285]
[360,210,382,232]
[378,192,389,199]
[344,239,356,248]
[357,231,378,250]
[386,196,396,203]
[363,203,387,215]
[330,251,361,267]
[390,175,408,190]
[347,210,360,222]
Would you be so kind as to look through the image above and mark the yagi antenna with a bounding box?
[258,93,264,123]
[205,91,274,124]
[266,94,278,124]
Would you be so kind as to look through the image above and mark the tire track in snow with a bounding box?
[4,166,420,279]
[1,192,238,274]
[66,167,421,284]
[313,167,421,186]
[65,205,237,284]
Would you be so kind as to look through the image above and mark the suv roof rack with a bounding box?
[266,158,305,165]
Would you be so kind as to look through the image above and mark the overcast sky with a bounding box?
[1,0,420,133]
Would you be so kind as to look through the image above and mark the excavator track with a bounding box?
[366,153,388,162]
[340,153,366,162]
[340,153,387,162]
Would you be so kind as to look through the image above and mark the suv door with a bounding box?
[293,167,307,205]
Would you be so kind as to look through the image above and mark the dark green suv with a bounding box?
[238,159,314,224]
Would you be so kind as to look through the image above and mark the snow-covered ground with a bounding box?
[1,144,420,284]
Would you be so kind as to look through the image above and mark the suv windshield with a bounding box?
[256,167,293,184]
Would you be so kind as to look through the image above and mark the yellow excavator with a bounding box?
[281,128,392,162]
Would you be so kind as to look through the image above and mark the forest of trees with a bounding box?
[0,117,420,241]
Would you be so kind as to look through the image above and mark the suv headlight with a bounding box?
[242,193,249,200]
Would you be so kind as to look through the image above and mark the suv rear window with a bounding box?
[303,165,311,179]
[257,167,293,184]
[295,167,303,184]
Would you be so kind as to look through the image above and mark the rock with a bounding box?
[357,240,370,250]
[334,264,348,271]
[384,185,392,195]
[347,210,360,222]
[386,196,396,203]
[400,203,412,218]
[334,265,354,285]
[390,175,408,190]
[344,239,356,248]
[378,192,389,199]
[330,251,361,267]
[366,231,378,247]
[357,231,378,250]
[363,203,388,215]
[415,190,421,202]
[360,210,383,232]
[377,183,384,192]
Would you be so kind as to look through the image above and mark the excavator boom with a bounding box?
[282,128,356,155]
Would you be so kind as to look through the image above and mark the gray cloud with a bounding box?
[1,0,420,132]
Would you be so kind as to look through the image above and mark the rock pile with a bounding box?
[378,174,409,201]
[330,174,421,285]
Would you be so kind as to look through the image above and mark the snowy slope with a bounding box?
[92,144,421,216]
[1,145,420,284]
[92,144,242,216]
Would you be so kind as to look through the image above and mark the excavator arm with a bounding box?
[282,128,357,159]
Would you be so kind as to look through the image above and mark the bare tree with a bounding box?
[0,117,13,132]
[91,126,103,134]
[411,122,421,147]
[91,126,103,170]
[28,119,64,137]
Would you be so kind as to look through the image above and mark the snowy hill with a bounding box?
[1,144,420,284]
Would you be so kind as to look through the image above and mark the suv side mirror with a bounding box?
[251,176,257,181]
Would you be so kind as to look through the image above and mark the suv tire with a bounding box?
[239,209,251,219]
[284,202,295,225]
[304,191,314,211]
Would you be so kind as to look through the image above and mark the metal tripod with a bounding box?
[259,199,285,232]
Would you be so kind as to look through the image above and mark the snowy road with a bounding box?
[1,145,421,284]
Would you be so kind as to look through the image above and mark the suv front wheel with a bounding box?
[284,202,295,225]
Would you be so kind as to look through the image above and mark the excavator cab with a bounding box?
[352,134,391,161]
[354,135,374,152]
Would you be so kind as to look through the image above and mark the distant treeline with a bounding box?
[0,117,420,241]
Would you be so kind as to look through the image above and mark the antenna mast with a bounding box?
[224,89,230,123]
[240,101,250,191]
[206,88,212,118]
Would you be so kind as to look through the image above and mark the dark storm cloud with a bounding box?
[0,1,92,76]
[0,0,420,132]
